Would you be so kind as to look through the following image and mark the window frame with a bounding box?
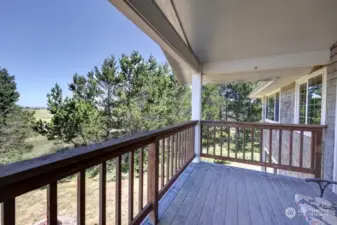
[294,67,327,125]
[265,91,280,123]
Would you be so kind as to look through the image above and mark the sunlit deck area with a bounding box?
[154,162,337,225]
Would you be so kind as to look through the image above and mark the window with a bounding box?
[297,75,323,125]
[266,92,279,122]
[299,83,307,124]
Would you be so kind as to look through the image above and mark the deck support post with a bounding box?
[192,73,202,163]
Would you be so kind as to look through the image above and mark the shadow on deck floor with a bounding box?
[148,161,337,225]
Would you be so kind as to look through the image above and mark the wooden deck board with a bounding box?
[169,165,206,225]
[243,169,265,225]
[224,168,238,225]
[211,166,230,225]
[183,166,214,225]
[158,164,199,225]
[157,162,337,225]
[198,168,222,225]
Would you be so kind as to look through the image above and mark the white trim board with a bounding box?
[293,67,327,125]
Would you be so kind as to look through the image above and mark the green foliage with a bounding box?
[201,83,262,151]
[0,68,34,164]
[33,51,191,147]
[0,68,20,124]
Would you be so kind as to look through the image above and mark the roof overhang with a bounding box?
[110,0,337,85]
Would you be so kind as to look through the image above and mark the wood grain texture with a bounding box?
[48,182,58,225]
[158,162,335,225]
[77,171,85,225]
[1,199,15,225]
[148,141,159,224]
[167,136,170,183]
[115,156,121,225]
[139,148,144,211]
[0,121,197,193]
[99,162,106,225]
[129,152,134,223]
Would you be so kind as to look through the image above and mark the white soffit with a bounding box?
[112,0,337,84]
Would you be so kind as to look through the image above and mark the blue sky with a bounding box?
[0,0,166,107]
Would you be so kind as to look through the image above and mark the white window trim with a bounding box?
[294,67,327,125]
[264,90,281,123]
[294,67,327,137]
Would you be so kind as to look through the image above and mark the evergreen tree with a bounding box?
[0,68,20,124]
[0,68,33,164]
[34,52,191,147]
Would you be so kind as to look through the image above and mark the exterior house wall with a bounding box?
[263,83,313,178]
[261,43,337,182]
[325,42,337,184]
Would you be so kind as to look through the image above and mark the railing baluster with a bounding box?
[299,130,304,168]
[193,126,196,157]
[227,126,230,157]
[128,152,134,223]
[2,199,15,225]
[311,132,316,170]
[115,156,121,225]
[289,130,293,166]
[269,129,272,163]
[171,135,175,177]
[189,128,192,158]
[186,130,188,161]
[166,136,170,183]
[148,140,159,225]
[139,148,144,212]
[235,127,239,159]
[220,126,223,156]
[175,133,178,173]
[161,139,165,188]
[207,126,210,154]
[243,128,246,160]
[251,128,254,161]
[180,132,183,168]
[260,129,263,163]
[77,170,85,225]
[278,130,282,165]
[314,131,322,178]
[99,162,106,225]
[213,126,216,156]
[48,182,57,225]
[182,131,185,165]
[200,124,203,155]
[185,130,188,162]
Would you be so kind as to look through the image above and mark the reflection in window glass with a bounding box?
[299,83,307,124]
[267,96,275,121]
[307,75,322,124]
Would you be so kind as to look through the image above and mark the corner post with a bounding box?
[191,73,202,163]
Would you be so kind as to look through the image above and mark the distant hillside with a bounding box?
[25,107,52,122]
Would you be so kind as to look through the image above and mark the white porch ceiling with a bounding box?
[110,0,337,84]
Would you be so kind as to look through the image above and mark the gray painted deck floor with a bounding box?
[157,162,337,225]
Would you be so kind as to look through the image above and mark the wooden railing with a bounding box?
[0,121,196,225]
[201,121,325,178]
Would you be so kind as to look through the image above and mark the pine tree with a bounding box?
[0,68,20,124]
[0,68,33,164]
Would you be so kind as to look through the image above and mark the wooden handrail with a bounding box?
[200,120,325,178]
[0,121,197,189]
[0,121,197,225]
[201,120,327,131]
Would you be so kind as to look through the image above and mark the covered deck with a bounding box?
[156,162,337,225]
